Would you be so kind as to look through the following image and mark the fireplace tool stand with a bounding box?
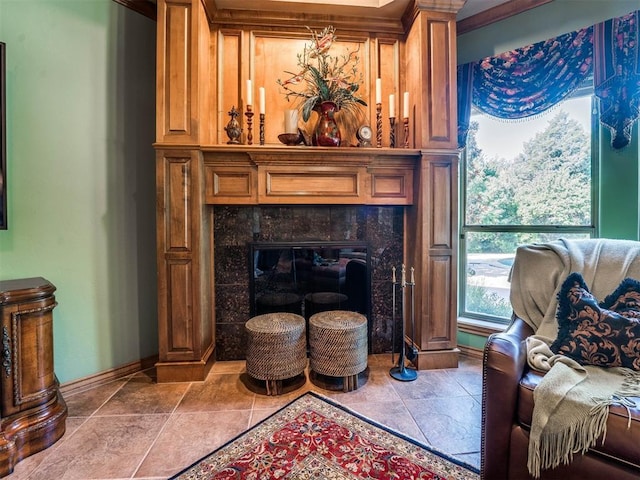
[390,265,417,382]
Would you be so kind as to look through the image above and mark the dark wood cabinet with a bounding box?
[0,277,67,477]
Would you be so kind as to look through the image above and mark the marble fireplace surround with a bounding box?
[213,205,404,361]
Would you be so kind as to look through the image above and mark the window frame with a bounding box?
[458,89,599,326]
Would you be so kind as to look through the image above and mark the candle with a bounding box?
[376,78,382,104]
[246,79,253,106]
[403,91,409,119]
[259,87,265,115]
[284,109,299,134]
[389,94,395,118]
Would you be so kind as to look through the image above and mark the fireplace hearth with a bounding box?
[214,205,404,360]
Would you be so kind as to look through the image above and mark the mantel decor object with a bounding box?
[376,103,382,148]
[278,132,303,146]
[389,117,396,148]
[313,101,341,146]
[259,113,265,145]
[225,106,242,144]
[277,26,367,147]
[245,105,254,145]
[403,117,410,149]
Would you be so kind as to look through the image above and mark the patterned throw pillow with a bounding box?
[550,272,640,370]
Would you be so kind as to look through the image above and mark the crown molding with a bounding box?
[210,8,406,35]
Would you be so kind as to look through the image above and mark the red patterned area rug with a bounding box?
[170,391,479,480]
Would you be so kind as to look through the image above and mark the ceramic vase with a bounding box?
[313,101,341,147]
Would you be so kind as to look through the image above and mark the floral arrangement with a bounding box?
[277,26,367,124]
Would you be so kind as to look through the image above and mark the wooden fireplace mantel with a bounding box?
[154,0,461,382]
[199,145,418,206]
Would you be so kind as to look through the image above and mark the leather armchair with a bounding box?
[482,315,640,479]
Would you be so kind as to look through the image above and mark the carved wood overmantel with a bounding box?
[154,0,461,382]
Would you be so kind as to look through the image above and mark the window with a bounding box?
[459,89,597,324]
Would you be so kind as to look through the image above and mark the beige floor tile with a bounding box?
[63,380,128,417]
[97,375,189,415]
[177,374,255,412]
[27,415,169,480]
[135,410,252,478]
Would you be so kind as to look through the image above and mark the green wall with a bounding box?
[0,0,157,384]
[457,0,640,349]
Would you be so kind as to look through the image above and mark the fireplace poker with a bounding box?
[391,266,396,365]
[408,267,417,362]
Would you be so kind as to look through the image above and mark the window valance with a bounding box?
[458,10,640,150]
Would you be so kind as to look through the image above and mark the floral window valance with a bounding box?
[458,10,640,150]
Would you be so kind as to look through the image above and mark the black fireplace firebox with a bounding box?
[213,205,404,361]
[249,241,372,350]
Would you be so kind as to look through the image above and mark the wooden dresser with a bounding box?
[0,277,67,477]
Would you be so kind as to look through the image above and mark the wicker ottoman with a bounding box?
[308,310,368,392]
[245,313,307,395]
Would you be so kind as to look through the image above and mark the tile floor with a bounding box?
[7,354,483,479]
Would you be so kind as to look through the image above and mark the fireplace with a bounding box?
[213,205,404,361]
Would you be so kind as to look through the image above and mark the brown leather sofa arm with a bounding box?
[481,316,534,480]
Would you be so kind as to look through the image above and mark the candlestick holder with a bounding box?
[259,113,265,145]
[389,117,396,148]
[376,103,382,148]
[224,106,242,145]
[403,117,410,149]
[245,106,254,145]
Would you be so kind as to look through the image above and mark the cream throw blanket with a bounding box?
[509,238,640,478]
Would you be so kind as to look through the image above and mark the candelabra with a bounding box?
[389,117,396,148]
[259,113,265,145]
[376,103,382,148]
[403,117,410,149]
[245,106,254,145]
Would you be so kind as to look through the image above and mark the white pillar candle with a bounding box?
[376,78,382,104]
[284,109,299,133]
[259,87,265,114]
[246,79,253,106]
[403,91,410,119]
[389,94,395,118]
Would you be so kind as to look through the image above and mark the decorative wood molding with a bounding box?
[60,355,158,396]
[458,318,505,337]
[210,9,405,35]
[456,0,553,35]
[112,0,157,21]
[457,343,483,360]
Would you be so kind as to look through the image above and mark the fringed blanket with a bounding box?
[510,238,640,477]
[525,336,640,477]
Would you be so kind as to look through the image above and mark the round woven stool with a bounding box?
[245,313,307,396]
[308,310,368,392]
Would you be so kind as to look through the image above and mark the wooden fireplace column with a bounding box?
[401,6,461,369]
[154,0,462,382]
